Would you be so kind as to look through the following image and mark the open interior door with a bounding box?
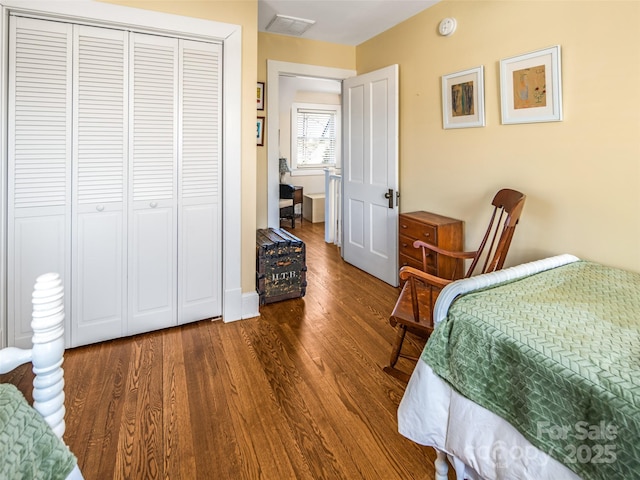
[342,65,399,287]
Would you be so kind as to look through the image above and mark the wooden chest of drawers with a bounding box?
[399,211,464,281]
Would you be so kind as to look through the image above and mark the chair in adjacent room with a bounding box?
[280,183,302,228]
[279,184,296,228]
[279,200,295,228]
[384,188,527,382]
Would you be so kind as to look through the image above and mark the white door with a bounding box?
[177,39,223,324]
[8,17,73,348]
[342,65,399,287]
[6,16,224,347]
[128,33,178,335]
[72,25,128,345]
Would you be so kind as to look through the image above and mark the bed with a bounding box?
[398,254,640,480]
[0,273,83,480]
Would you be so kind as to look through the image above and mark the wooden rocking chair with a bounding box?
[384,188,526,382]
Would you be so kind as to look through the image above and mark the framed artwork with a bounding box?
[500,45,562,124]
[257,116,265,146]
[442,66,485,129]
[257,82,265,110]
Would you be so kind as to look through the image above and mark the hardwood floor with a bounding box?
[2,221,439,479]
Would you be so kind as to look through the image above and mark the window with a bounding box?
[291,102,341,171]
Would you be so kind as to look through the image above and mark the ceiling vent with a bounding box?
[265,14,316,36]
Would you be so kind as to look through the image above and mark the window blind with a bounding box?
[296,108,336,166]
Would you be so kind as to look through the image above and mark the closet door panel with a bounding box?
[72,25,128,346]
[129,204,175,335]
[11,213,68,348]
[178,40,223,324]
[180,202,219,322]
[74,206,124,343]
[128,33,178,333]
[8,17,72,348]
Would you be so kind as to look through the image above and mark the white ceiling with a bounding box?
[258,0,441,46]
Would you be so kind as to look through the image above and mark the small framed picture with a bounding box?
[500,45,562,124]
[257,116,265,146]
[257,82,265,110]
[442,66,485,129]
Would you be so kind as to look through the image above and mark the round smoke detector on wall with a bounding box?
[438,17,457,36]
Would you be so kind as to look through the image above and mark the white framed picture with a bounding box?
[442,66,485,129]
[257,82,265,110]
[500,45,563,124]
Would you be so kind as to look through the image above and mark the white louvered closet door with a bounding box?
[8,17,73,348]
[7,17,223,347]
[128,33,179,335]
[178,40,222,324]
[72,25,128,346]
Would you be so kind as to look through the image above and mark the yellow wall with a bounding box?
[357,0,640,272]
[257,32,355,227]
[95,0,640,291]
[98,0,259,293]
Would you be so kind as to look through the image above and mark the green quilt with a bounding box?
[0,383,77,480]
[422,261,640,480]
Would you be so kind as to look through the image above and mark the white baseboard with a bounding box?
[238,291,260,321]
[214,289,261,323]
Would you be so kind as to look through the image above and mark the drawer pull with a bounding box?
[401,224,407,229]
[424,232,430,237]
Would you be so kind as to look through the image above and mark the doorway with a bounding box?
[266,61,355,229]
[266,61,399,288]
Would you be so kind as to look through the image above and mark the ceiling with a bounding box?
[258,0,441,46]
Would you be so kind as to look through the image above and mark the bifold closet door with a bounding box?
[72,25,128,346]
[128,33,178,335]
[178,39,223,324]
[8,17,72,348]
[7,17,223,347]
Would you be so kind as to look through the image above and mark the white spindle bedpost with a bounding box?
[30,272,66,439]
[434,449,449,480]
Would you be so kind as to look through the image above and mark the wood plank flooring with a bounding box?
[2,221,440,479]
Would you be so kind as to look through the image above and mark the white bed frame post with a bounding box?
[0,272,66,439]
[31,272,66,438]
[434,449,449,480]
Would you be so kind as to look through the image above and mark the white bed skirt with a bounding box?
[398,359,582,480]
[67,465,84,480]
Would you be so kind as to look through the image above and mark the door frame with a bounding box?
[266,61,356,228]
[0,0,243,347]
